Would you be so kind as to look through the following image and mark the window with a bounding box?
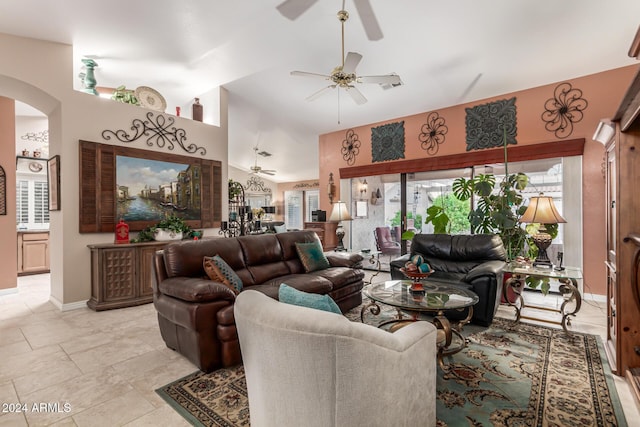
[16,178,49,229]
[305,190,320,222]
[284,190,303,230]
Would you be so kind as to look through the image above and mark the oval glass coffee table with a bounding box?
[361,280,479,369]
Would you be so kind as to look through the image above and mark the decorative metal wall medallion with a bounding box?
[372,121,405,162]
[541,82,588,139]
[21,130,49,143]
[102,112,206,155]
[465,98,517,151]
[419,112,448,155]
[293,182,320,189]
[245,175,272,193]
[341,129,361,165]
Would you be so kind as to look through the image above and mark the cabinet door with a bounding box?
[138,244,164,297]
[100,248,136,302]
[606,143,617,267]
[21,239,49,273]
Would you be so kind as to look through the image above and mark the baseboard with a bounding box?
[583,292,606,303]
[0,287,18,296]
[49,296,88,312]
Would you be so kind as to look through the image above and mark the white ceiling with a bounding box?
[3,0,640,182]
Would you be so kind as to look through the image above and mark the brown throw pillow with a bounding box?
[203,257,239,295]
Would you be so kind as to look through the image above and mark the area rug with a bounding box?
[157,316,627,426]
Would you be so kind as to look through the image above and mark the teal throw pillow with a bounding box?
[273,224,287,233]
[278,283,341,314]
[295,241,330,273]
[208,254,243,292]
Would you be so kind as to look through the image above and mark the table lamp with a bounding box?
[520,193,566,267]
[329,201,352,251]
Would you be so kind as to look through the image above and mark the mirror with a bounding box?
[246,192,272,209]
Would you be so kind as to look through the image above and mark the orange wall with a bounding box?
[0,97,17,291]
[318,65,640,296]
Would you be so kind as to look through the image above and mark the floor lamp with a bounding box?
[329,201,352,252]
[520,193,566,267]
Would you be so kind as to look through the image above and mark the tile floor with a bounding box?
[1,272,639,426]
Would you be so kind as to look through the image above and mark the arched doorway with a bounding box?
[0,75,61,303]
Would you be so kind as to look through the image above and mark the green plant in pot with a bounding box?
[229,179,244,201]
[131,215,193,243]
[452,172,530,261]
[111,85,140,105]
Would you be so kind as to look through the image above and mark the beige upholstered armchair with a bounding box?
[234,290,438,427]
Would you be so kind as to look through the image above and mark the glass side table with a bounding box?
[362,280,479,369]
[501,263,583,334]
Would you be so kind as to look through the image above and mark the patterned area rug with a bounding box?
[157,314,627,426]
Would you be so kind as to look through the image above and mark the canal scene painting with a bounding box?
[116,155,201,222]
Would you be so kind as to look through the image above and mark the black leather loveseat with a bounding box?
[390,234,506,326]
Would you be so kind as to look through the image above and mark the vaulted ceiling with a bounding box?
[3,0,640,182]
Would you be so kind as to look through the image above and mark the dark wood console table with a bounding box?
[87,241,169,310]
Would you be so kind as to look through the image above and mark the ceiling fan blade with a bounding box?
[342,52,363,75]
[276,0,318,20]
[358,74,401,85]
[291,70,331,80]
[353,0,383,41]
[261,170,276,176]
[306,85,336,102]
[345,85,367,105]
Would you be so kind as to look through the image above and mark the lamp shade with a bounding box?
[520,195,566,224]
[329,201,352,222]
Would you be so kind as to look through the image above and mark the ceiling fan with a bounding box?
[290,6,401,105]
[277,0,383,41]
[250,146,276,176]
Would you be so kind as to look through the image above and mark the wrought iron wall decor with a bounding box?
[245,175,272,193]
[102,112,206,155]
[372,121,405,162]
[465,98,517,151]
[293,181,320,189]
[21,130,49,143]
[541,82,588,139]
[0,165,6,215]
[341,129,361,165]
[418,112,448,155]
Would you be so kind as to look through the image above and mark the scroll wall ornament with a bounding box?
[102,112,206,155]
[372,121,405,162]
[21,130,49,143]
[245,175,272,193]
[418,112,448,155]
[541,82,588,139]
[341,129,361,165]
[465,98,517,151]
[293,182,320,189]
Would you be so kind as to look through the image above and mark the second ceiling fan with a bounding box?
[290,4,401,106]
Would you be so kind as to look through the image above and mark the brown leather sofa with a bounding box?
[152,230,365,373]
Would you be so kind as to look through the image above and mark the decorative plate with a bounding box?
[28,161,43,172]
[135,86,166,112]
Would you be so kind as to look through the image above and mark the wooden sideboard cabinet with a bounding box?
[17,231,50,275]
[304,221,338,251]
[87,241,168,311]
